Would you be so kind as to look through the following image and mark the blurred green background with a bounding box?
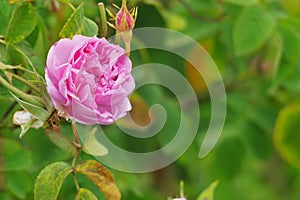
[1,0,300,199]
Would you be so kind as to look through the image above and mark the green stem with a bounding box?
[72,156,80,191]
[115,30,121,44]
[0,123,18,129]
[121,30,132,57]
[0,75,44,107]
[72,123,80,147]
[6,72,40,93]
[68,2,76,10]
[179,181,184,198]
[72,122,80,191]
[122,0,127,7]
[13,45,43,82]
[98,2,108,37]
[125,42,131,57]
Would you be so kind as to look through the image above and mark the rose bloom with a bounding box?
[45,35,135,125]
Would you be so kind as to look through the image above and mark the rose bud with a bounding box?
[115,0,137,32]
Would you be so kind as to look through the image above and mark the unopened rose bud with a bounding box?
[106,0,138,56]
[13,110,44,138]
[115,0,137,32]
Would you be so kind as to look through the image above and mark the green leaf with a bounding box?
[196,180,219,200]
[0,74,44,108]
[25,25,39,48]
[279,20,300,63]
[0,0,10,35]
[0,138,32,171]
[10,92,50,121]
[214,138,246,178]
[6,171,32,199]
[243,121,273,160]
[6,44,27,66]
[0,45,6,63]
[233,6,275,56]
[76,160,121,200]
[75,188,98,200]
[59,3,84,38]
[80,126,108,156]
[6,3,38,44]
[34,162,73,200]
[223,0,258,6]
[5,43,45,86]
[274,103,300,169]
[58,0,71,4]
[81,17,99,37]
[45,129,78,157]
[263,32,283,79]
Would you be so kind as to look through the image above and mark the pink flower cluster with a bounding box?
[45,35,135,125]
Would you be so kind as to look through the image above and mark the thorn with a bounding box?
[106,21,116,29]
[112,3,120,9]
[106,8,115,18]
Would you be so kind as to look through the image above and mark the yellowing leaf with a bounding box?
[34,162,72,200]
[75,188,98,200]
[75,160,121,200]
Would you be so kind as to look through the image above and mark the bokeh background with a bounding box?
[1,0,300,199]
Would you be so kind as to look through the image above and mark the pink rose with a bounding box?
[45,35,135,125]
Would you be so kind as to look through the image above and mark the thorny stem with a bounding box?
[71,122,80,191]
